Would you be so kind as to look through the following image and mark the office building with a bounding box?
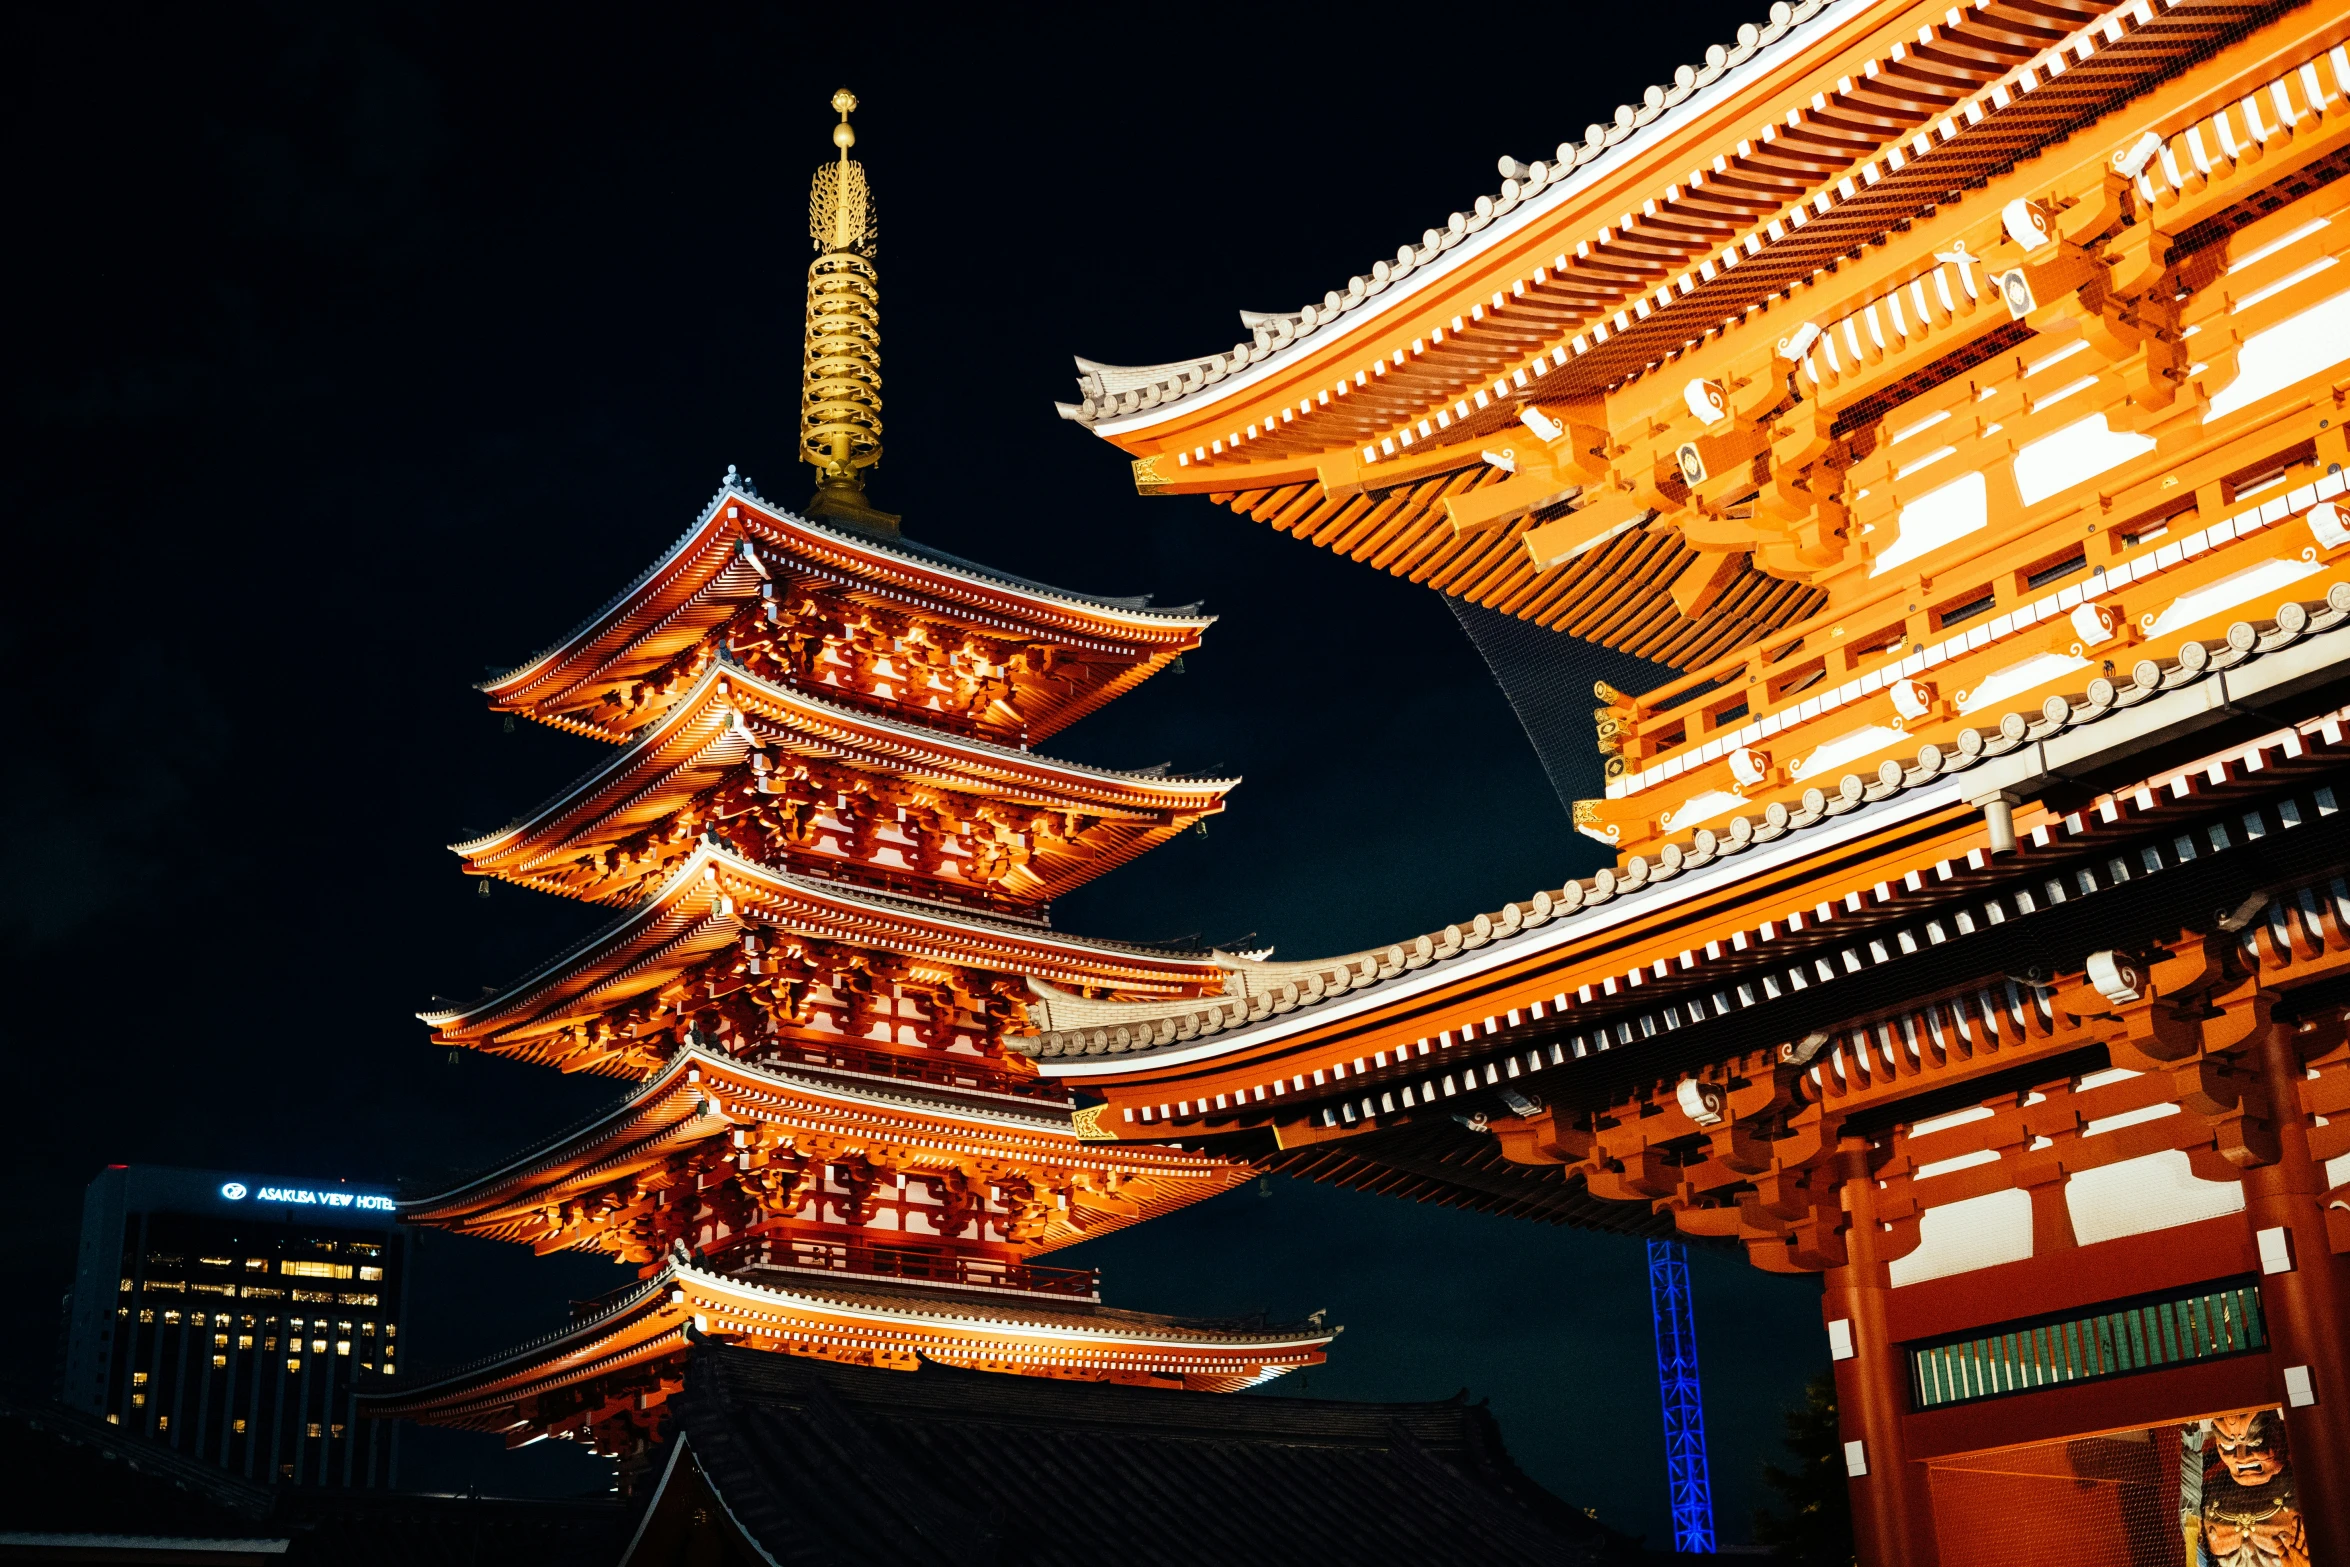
[64,1165,405,1486]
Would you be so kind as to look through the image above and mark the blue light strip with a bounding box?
[1648,1238,1716,1553]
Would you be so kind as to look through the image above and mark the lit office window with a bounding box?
[246,1259,268,1271]
[384,1324,396,1337]
[307,1423,322,1439]
[360,1322,376,1336]
[162,1310,181,1325]
[233,1419,247,1434]
[138,1310,154,1324]
[286,1358,301,1372]
[336,1320,352,1331]
[116,1307,128,1318]
[238,1335,253,1351]
[106,1414,120,1425]
[198,1255,233,1268]
[381,1363,395,1376]
[212,1354,227,1369]
[263,1335,278,1351]
[336,1341,351,1356]
[131,1394,145,1408]
[132,1372,148,1386]
[214,1333,228,1349]
[156,1416,168,1432]
[119,1278,132,1292]
[281,1261,353,1280]
[358,1267,383,1282]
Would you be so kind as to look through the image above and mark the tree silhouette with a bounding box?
[1752,1371,1855,1565]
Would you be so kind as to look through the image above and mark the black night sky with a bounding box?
[5,4,1824,1547]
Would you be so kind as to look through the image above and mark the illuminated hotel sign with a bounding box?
[218,1178,396,1213]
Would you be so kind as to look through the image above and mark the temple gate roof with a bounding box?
[611,1344,1635,1567]
[1057,0,2301,667]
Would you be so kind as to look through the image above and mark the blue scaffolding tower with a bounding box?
[1647,1238,1716,1553]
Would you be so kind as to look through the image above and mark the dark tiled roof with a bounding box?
[272,1490,628,1567]
[0,1396,275,1533]
[660,1344,1636,1567]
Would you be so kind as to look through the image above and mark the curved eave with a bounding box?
[362,1273,683,1430]
[1034,773,1981,1089]
[402,1044,1237,1255]
[422,846,1226,1062]
[365,1260,1336,1428]
[1261,1119,1674,1236]
[455,661,1236,906]
[1069,0,1870,446]
[736,495,1214,638]
[483,487,1211,742]
[1202,463,1827,671]
[1034,650,2350,1184]
[400,1073,721,1233]
[1074,0,2210,471]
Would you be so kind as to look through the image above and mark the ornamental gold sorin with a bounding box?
[800,88,887,528]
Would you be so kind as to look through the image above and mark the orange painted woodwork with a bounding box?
[1046,4,2350,1561]
[381,105,1322,1452]
[482,490,1208,746]
[382,474,1323,1455]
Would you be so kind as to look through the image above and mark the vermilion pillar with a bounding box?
[1824,1140,1939,1567]
[2246,1023,2350,1567]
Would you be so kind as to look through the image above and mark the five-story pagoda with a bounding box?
[369,92,1334,1467]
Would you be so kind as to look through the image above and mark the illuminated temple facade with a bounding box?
[1044,2,2350,1562]
[368,94,1331,1466]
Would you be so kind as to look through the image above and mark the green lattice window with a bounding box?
[1910,1282,2264,1410]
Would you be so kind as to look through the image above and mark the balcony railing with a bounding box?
[733,1234,1099,1300]
[751,1038,1065,1101]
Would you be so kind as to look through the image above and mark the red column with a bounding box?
[1824,1142,1939,1567]
[2246,1023,2350,1567]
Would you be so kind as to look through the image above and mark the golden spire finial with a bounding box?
[800,88,893,533]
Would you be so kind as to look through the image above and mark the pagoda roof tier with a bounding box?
[402,1042,1251,1259]
[483,481,1210,744]
[1017,668,2350,1213]
[455,660,1234,910]
[364,1256,1336,1437]
[1057,0,2294,667]
[422,842,1226,1071]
